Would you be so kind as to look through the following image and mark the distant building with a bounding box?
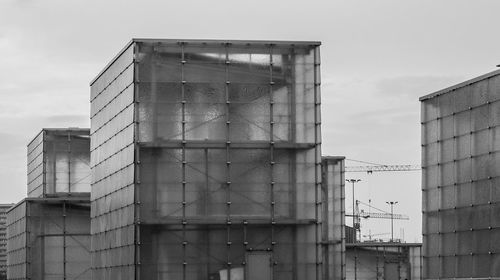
[346,242,422,280]
[345,225,356,244]
[0,204,13,280]
[420,69,500,279]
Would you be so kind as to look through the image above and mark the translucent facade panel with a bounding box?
[135,41,318,145]
[44,130,91,194]
[421,71,500,279]
[437,92,454,117]
[409,246,423,280]
[139,225,317,280]
[90,43,135,279]
[27,129,91,198]
[492,100,500,126]
[6,203,26,280]
[91,39,322,280]
[27,132,44,197]
[138,148,318,222]
[6,199,90,280]
[321,157,345,280]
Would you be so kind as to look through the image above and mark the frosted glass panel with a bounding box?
[421,71,500,279]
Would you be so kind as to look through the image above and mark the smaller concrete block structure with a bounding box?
[27,128,90,198]
[346,243,422,280]
[6,196,91,280]
[321,156,346,280]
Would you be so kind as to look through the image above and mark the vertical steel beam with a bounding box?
[376,246,380,280]
[341,160,346,280]
[314,45,321,280]
[269,44,276,278]
[39,202,44,280]
[67,130,71,193]
[133,41,141,280]
[52,136,57,195]
[42,131,47,197]
[63,202,67,280]
[320,163,328,280]
[224,42,232,280]
[354,246,357,280]
[181,41,187,280]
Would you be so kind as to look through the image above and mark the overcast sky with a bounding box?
[1,0,500,242]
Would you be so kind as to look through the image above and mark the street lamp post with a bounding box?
[346,179,361,241]
[386,201,398,242]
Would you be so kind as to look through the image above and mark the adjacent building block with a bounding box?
[321,156,346,280]
[346,243,422,280]
[6,197,90,280]
[420,69,500,279]
[27,128,91,197]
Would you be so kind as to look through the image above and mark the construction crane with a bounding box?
[345,159,420,173]
[363,232,390,241]
[345,165,421,173]
[346,200,409,242]
[343,159,415,242]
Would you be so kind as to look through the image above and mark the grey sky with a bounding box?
[1,0,500,242]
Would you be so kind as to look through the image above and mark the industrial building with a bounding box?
[346,243,422,280]
[7,128,91,280]
[421,69,500,278]
[88,38,348,280]
[0,204,13,280]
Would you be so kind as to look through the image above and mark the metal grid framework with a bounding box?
[6,197,91,280]
[0,205,13,280]
[346,244,422,280]
[421,71,500,279]
[321,156,346,280]
[90,39,323,279]
[27,129,91,197]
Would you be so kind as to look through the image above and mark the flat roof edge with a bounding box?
[346,242,422,248]
[419,68,500,101]
[90,38,322,86]
[43,128,90,133]
[27,128,90,148]
[132,38,321,46]
[322,156,346,161]
[7,195,91,213]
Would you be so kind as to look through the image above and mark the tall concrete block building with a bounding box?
[421,70,500,279]
[90,39,326,280]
